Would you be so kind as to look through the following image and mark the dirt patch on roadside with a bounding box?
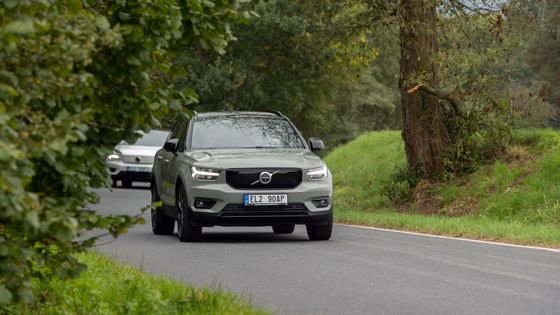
[401,179,480,217]
[400,179,442,215]
[442,197,479,217]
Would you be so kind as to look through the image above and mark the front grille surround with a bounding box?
[226,168,302,189]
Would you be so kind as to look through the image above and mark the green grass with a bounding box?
[326,129,560,247]
[326,131,406,211]
[1,252,268,315]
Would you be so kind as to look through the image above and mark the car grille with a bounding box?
[122,155,154,164]
[221,203,308,217]
[226,168,302,189]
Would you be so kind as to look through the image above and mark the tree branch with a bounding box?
[407,84,464,117]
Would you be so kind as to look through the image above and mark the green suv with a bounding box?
[150,111,333,242]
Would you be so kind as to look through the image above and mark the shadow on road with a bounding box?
[149,231,309,243]
[199,232,309,243]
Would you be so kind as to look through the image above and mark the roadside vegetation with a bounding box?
[2,0,560,310]
[327,129,560,247]
[0,252,267,315]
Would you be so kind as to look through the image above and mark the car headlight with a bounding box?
[107,151,121,161]
[191,166,220,180]
[306,165,328,180]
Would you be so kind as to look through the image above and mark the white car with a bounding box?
[106,130,169,187]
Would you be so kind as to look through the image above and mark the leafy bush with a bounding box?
[444,102,512,174]
[382,165,424,204]
[0,0,246,303]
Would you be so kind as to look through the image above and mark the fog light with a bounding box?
[312,198,329,208]
[194,198,216,209]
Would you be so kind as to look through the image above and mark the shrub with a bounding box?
[0,0,247,303]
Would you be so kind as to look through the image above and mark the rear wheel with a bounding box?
[122,179,132,188]
[111,179,117,188]
[272,224,295,234]
[306,213,333,241]
[176,186,202,242]
[151,184,174,235]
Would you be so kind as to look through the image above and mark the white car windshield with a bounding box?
[122,130,169,146]
[191,117,305,150]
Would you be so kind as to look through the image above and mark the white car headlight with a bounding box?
[191,166,220,180]
[107,151,121,161]
[306,165,328,180]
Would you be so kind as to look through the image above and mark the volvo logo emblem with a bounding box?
[251,170,279,185]
[260,172,272,184]
[135,156,142,162]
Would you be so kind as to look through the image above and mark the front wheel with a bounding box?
[151,184,174,235]
[306,213,333,241]
[176,186,202,242]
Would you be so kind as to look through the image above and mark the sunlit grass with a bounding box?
[326,129,560,247]
[1,252,268,315]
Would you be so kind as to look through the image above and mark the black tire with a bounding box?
[151,183,174,235]
[176,186,202,242]
[122,179,132,188]
[272,224,295,234]
[306,213,333,241]
[111,179,117,188]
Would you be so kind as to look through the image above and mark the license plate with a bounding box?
[127,166,149,172]
[243,194,288,206]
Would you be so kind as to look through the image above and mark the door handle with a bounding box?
[164,159,170,163]
[157,156,163,160]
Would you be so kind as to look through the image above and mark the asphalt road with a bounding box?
[93,185,560,315]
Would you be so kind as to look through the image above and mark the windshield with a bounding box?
[123,130,169,146]
[191,116,305,150]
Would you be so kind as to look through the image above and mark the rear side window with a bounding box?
[191,116,305,150]
[168,120,184,140]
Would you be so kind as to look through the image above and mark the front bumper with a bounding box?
[184,172,333,227]
[107,160,153,182]
[189,206,332,227]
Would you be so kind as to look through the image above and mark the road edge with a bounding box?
[337,223,560,253]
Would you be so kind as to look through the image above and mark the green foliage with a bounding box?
[522,0,560,126]
[382,165,424,204]
[434,11,518,172]
[0,0,246,303]
[1,252,268,315]
[326,130,560,246]
[444,105,512,173]
[181,0,400,146]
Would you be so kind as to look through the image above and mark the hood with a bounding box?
[183,148,324,169]
[115,144,161,157]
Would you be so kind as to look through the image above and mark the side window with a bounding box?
[168,119,184,140]
[177,119,190,152]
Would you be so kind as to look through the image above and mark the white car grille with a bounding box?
[122,155,154,164]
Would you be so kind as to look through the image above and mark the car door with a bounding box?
[166,119,190,204]
[159,119,184,206]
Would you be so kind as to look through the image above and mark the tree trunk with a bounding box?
[399,0,448,176]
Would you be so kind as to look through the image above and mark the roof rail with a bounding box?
[268,110,285,117]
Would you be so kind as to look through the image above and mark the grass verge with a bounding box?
[1,252,268,315]
[326,129,560,247]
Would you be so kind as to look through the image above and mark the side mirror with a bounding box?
[308,138,324,152]
[163,139,179,153]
